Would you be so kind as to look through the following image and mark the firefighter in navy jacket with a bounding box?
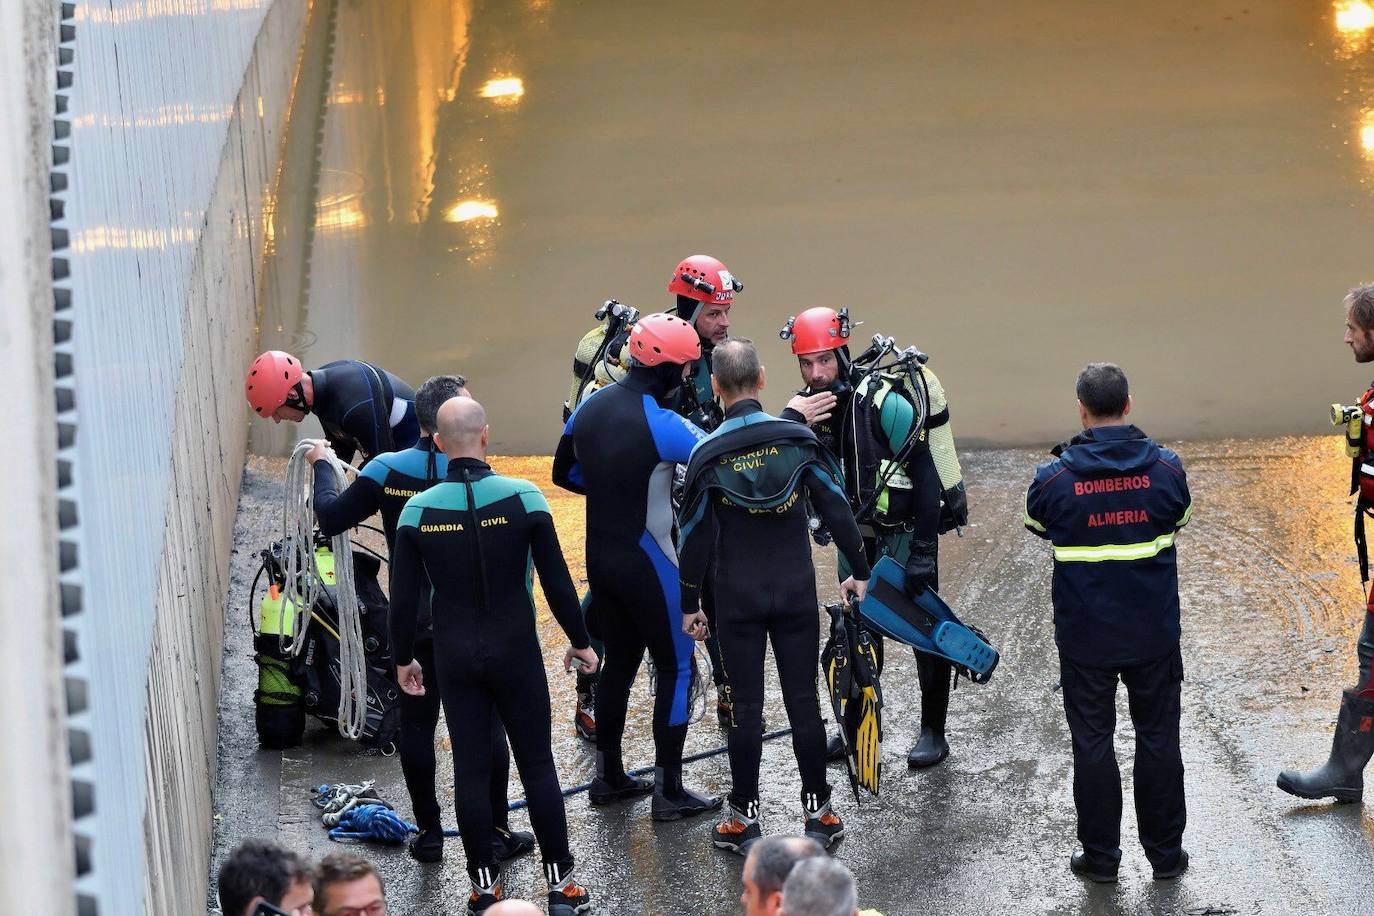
[1024,363,1192,884]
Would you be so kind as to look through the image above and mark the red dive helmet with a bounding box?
[668,254,743,305]
[628,313,702,366]
[779,307,852,356]
[245,350,304,416]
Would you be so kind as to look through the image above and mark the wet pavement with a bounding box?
[211,436,1374,914]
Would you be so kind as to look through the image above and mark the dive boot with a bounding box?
[651,765,723,822]
[802,791,845,849]
[493,825,535,861]
[588,752,654,806]
[465,863,504,914]
[907,726,950,768]
[545,860,592,916]
[1277,689,1374,802]
[825,732,847,762]
[407,824,443,863]
[716,696,733,729]
[712,799,763,855]
[574,686,596,743]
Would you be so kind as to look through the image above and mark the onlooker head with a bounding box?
[779,855,859,916]
[313,852,385,916]
[217,838,314,916]
[1345,282,1374,363]
[486,901,542,915]
[414,374,469,434]
[741,835,825,916]
[711,337,765,404]
[1075,362,1131,427]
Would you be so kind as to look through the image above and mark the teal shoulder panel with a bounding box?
[359,456,393,484]
[408,480,467,511]
[397,500,424,530]
[473,474,544,511]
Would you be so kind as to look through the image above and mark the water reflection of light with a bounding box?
[480,78,526,103]
[1362,111,1374,155]
[315,191,366,232]
[444,200,500,222]
[1337,1,1374,33]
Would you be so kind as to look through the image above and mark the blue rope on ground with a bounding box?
[328,803,417,843]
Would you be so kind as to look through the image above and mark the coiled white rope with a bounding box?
[283,441,369,740]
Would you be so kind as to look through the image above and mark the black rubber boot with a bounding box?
[907,726,950,768]
[1278,690,1374,802]
[407,823,443,863]
[492,825,535,862]
[588,752,653,806]
[825,732,847,762]
[651,765,723,822]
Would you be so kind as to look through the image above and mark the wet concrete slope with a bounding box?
[212,436,1374,914]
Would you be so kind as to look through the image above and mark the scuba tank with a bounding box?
[251,543,337,749]
[563,299,640,420]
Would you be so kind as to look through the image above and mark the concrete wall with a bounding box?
[0,1,71,914]
[53,1,308,911]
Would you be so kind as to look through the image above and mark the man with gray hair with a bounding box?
[779,856,859,916]
[1279,282,1374,803]
[678,338,870,854]
[740,835,824,916]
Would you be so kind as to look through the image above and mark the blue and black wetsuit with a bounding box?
[312,440,513,843]
[391,459,590,882]
[553,370,706,781]
[678,400,870,810]
[309,359,419,465]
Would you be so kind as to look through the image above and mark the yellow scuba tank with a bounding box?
[1334,403,1362,458]
[563,300,639,420]
[920,367,964,501]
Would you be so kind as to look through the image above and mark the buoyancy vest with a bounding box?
[680,414,828,516]
[836,363,964,530]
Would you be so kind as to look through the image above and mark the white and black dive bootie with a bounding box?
[1278,689,1374,802]
[545,858,592,916]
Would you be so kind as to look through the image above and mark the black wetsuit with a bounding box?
[312,440,511,839]
[390,460,590,878]
[309,359,419,465]
[553,370,706,778]
[678,400,871,808]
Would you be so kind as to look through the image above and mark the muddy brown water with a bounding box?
[251,0,1374,458]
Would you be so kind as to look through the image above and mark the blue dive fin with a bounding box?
[859,557,999,681]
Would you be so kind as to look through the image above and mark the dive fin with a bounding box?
[859,557,999,680]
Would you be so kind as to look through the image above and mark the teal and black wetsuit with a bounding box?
[309,359,418,465]
[391,459,590,881]
[678,399,870,810]
[312,439,513,841]
[553,368,706,781]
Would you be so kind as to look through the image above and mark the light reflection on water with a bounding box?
[253,1,1374,457]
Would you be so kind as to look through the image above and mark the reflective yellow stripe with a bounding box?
[1053,532,1176,563]
[1024,491,1046,533]
[1176,502,1192,528]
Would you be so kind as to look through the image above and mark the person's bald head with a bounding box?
[485,901,542,916]
[433,396,489,460]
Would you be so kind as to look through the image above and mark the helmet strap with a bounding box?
[284,381,309,412]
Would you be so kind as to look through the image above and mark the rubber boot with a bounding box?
[651,765,723,822]
[545,858,592,916]
[825,732,847,762]
[1277,689,1374,802]
[907,726,950,768]
[588,751,653,806]
[492,825,535,862]
[407,821,443,863]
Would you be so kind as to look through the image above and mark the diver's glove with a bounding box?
[903,541,938,598]
[939,482,969,533]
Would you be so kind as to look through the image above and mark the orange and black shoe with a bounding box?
[464,863,503,915]
[712,798,762,855]
[574,687,596,743]
[545,859,593,916]
[802,791,845,849]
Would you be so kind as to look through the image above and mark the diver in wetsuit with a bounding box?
[391,397,598,916]
[677,339,871,854]
[306,375,533,867]
[553,313,722,822]
[244,349,418,465]
[568,254,745,740]
[779,307,969,768]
